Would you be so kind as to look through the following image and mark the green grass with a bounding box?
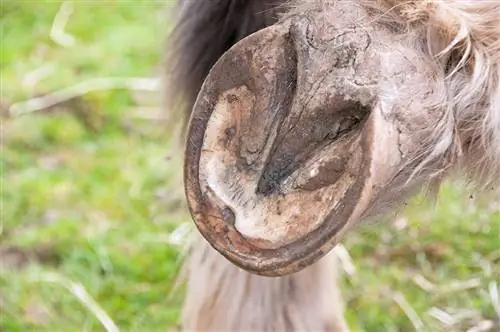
[1,1,499,331]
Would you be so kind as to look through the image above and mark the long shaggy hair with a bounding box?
[164,0,285,125]
[364,0,500,186]
[181,235,347,331]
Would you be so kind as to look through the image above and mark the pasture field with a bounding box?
[1,1,499,331]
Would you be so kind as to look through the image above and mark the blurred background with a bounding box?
[1,1,499,331]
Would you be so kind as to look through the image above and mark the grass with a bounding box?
[1,1,499,331]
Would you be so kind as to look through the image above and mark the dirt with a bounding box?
[0,244,61,270]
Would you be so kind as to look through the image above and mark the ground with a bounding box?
[1,1,499,331]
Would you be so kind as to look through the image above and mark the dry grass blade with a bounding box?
[333,244,356,278]
[32,272,119,332]
[393,292,424,331]
[9,77,160,116]
[428,307,456,326]
[467,320,494,332]
[412,274,436,293]
[444,278,482,293]
[489,282,500,320]
[22,65,56,92]
[50,1,76,47]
